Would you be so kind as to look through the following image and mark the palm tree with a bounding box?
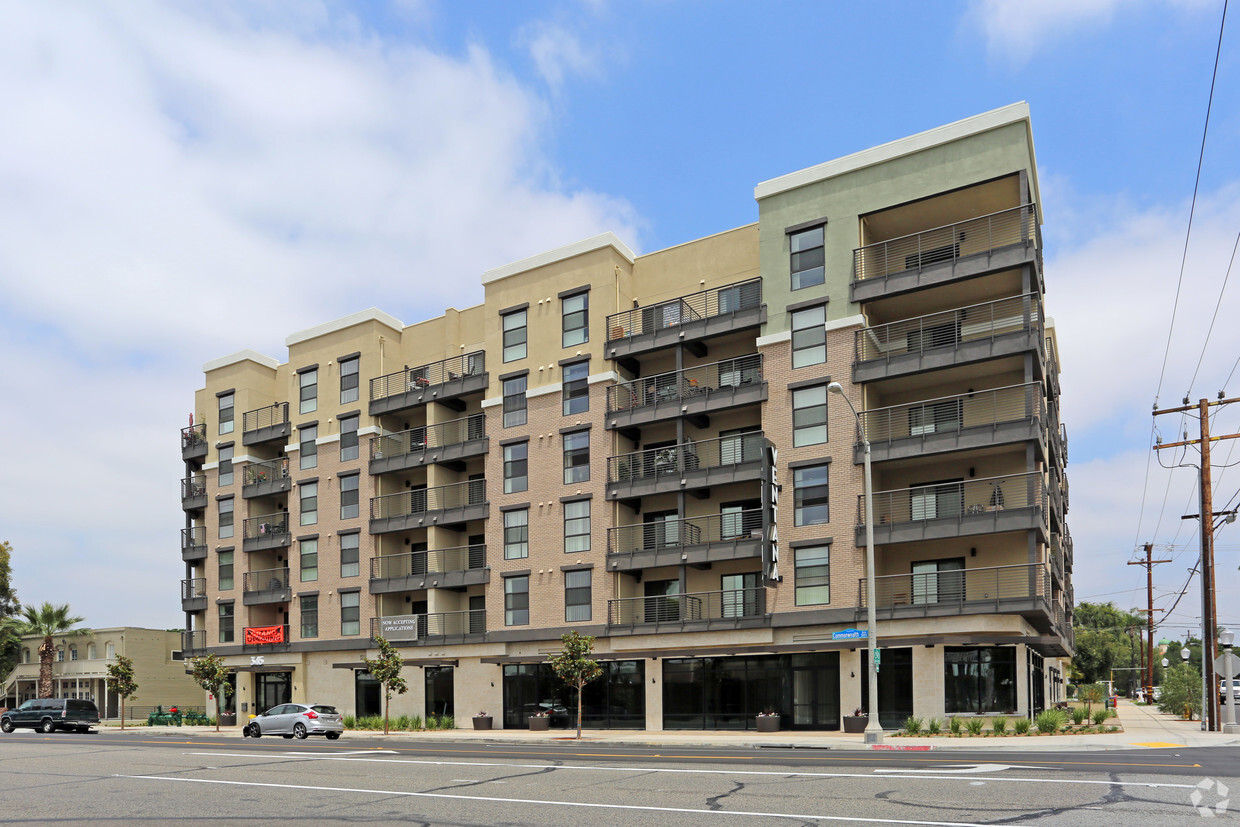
[19,603,86,698]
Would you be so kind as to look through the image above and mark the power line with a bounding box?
[1188,226,1240,395]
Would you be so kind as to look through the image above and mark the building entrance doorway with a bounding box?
[255,672,291,714]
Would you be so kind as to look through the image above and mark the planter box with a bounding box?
[755,715,780,733]
[528,717,550,731]
[843,716,868,733]
[219,713,237,727]
[472,717,492,730]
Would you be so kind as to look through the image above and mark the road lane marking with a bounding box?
[874,764,1048,774]
[1130,742,1186,748]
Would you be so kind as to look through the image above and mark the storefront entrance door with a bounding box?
[255,672,291,714]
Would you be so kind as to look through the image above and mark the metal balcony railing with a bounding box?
[370,414,486,460]
[1060,423,1069,465]
[1050,534,1064,582]
[369,352,484,403]
[607,587,767,626]
[243,567,290,593]
[181,630,206,653]
[862,472,1045,526]
[853,203,1038,282]
[243,512,290,540]
[605,278,762,341]
[854,293,1041,363]
[369,479,487,520]
[370,610,485,640]
[181,423,206,450]
[608,508,764,556]
[859,563,1051,609]
[858,384,1044,444]
[606,354,763,413]
[181,578,207,600]
[182,526,206,551]
[242,402,289,434]
[181,475,207,499]
[370,545,486,578]
[607,431,765,484]
[244,457,289,486]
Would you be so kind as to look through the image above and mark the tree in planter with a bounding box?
[18,602,87,698]
[190,654,234,732]
[105,654,138,730]
[549,631,603,740]
[364,636,408,735]
[1077,682,1106,718]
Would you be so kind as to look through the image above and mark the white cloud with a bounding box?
[517,21,601,93]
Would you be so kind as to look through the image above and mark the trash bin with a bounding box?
[1106,695,1117,709]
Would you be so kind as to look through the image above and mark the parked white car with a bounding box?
[244,703,343,740]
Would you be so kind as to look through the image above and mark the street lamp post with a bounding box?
[1221,629,1238,735]
[828,381,883,743]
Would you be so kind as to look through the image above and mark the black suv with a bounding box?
[1,698,100,733]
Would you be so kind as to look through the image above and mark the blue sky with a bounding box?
[1,0,1238,641]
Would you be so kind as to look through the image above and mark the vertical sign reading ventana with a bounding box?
[762,443,781,582]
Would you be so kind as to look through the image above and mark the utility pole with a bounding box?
[1128,544,1169,701]
[1153,395,1240,731]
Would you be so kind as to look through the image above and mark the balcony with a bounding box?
[242,402,290,447]
[243,624,290,649]
[242,457,292,499]
[242,512,291,552]
[857,384,1046,465]
[607,509,764,570]
[852,204,1041,302]
[243,567,291,605]
[607,431,766,502]
[369,610,485,643]
[181,423,207,462]
[853,293,1043,384]
[607,587,768,633]
[181,474,207,511]
[605,278,764,362]
[1050,533,1065,585]
[181,578,207,613]
[858,563,1057,633]
[370,414,487,475]
[181,630,206,655]
[181,526,207,562]
[606,354,766,432]
[858,472,1047,547]
[1063,528,1073,572]
[369,352,486,416]
[369,544,488,593]
[369,479,488,534]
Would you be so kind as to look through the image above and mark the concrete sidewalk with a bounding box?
[102,701,1239,752]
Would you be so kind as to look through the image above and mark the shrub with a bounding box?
[1072,706,1088,725]
[1092,708,1109,726]
[1014,717,1031,735]
[991,717,1008,735]
[965,717,985,735]
[356,715,384,731]
[343,715,356,729]
[949,716,963,735]
[393,714,412,731]
[926,717,942,735]
[1158,663,1202,719]
[1035,709,1065,734]
[902,716,923,734]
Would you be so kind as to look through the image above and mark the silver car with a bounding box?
[244,703,343,740]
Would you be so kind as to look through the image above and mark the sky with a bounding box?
[2,0,1239,643]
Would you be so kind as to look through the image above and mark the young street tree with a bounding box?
[0,541,20,680]
[549,631,602,740]
[105,654,138,730]
[18,602,86,698]
[190,653,234,732]
[363,636,407,735]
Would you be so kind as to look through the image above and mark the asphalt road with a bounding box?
[1,731,1236,825]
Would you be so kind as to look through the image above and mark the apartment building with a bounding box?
[179,102,1073,730]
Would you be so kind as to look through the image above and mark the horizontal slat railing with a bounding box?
[606,354,763,412]
[606,278,761,340]
[853,204,1037,282]
[608,508,763,555]
[370,610,485,639]
[370,545,486,578]
[370,414,486,460]
[862,472,1045,526]
[243,512,290,540]
[608,587,766,626]
[854,293,1041,363]
[243,567,290,593]
[858,384,1044,444]
[181,475,207,499]
[607,431,765,483]
[242,402,288,433]
[180,578,206,600]
[858,563,1051,609]
[370,479,487,520]
[244,457,289,485]
[181,630,205,652]
[181,423,206,450]
[369,352,484,403]
[182,526,206,550]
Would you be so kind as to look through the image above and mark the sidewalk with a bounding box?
[104,701,1239,752]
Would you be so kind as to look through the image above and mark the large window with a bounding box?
[795,545,830,605]
[791,305,827,368]
[792,385,827,446]
[218,444,233,486]
[218,498,234,539]
[300,539,318,582]
[300,482,318,526]
[562,361,589,414]
[909,399,963,436]
[504,442,528,493]
[502,309,527,362]
[341,533,360,577]
[339,415,359,462]
[790,226,825,290]
[340,592,360,636]
[218,549,234,591]
[562,292,589,347]
[794,464,829,526]
[944,647,1017,714]
[218,603,234,644]
[564,500,590,553]
[563,430,590,483]
[503,376,527,427]
[300,425,317,470]
[504,576,529,626]
[565,570,591,622]
[219,393,234,435]
[340,474,359,520]
[339,357,359,404]
[300,369,318,414]
[912,558,965,605]
[300,595,318,639]
[504,509,529,560]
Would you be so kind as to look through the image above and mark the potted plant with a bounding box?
[472,711,492,730]
[528,710,551,731]
[755,709,781,733]
[843,707,869,733]
[219,709,237,727]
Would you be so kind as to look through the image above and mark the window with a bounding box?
[300,595,319,639]
[502,309,527,362]
[790,226,825,290]
[300,369,318,414]
[912,558,965,605]
[910,480,963,521]
[300,482,318,526]
[69,645,78,661]
[341,592,360,636]
[720,426,762,465]
[218,549,234,591]
[795,545,831,605]
[503,375,527,427]
[21,648,29,664]
[944,646,1017,714]
[909,399,963,436]
[792,385,828,446]
[564,500,590,553]
[562,292,589,347]
[87,644,96,659]
[718,279,761,313]
[300,539,318,582]
[340,415,359,462]
[562,361,589,414]
[341,533,360,577]
[219,603,234,644]
[565,570,591,622]
[218,498,234,539]
[563,430,589,483]
[300,425,317,470]
[503,509,529,560]
[340,357,359,404]
[219,393,234,435]
[105,642,115,659]
[720,572,761,617]
[218,444,234,486]
[794,464,830,526]
[791,305,827,368]
[504,576,529,626]
[340,474,359,519]
[504,442,528,493]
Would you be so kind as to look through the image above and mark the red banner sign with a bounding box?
[244,625,285,645]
